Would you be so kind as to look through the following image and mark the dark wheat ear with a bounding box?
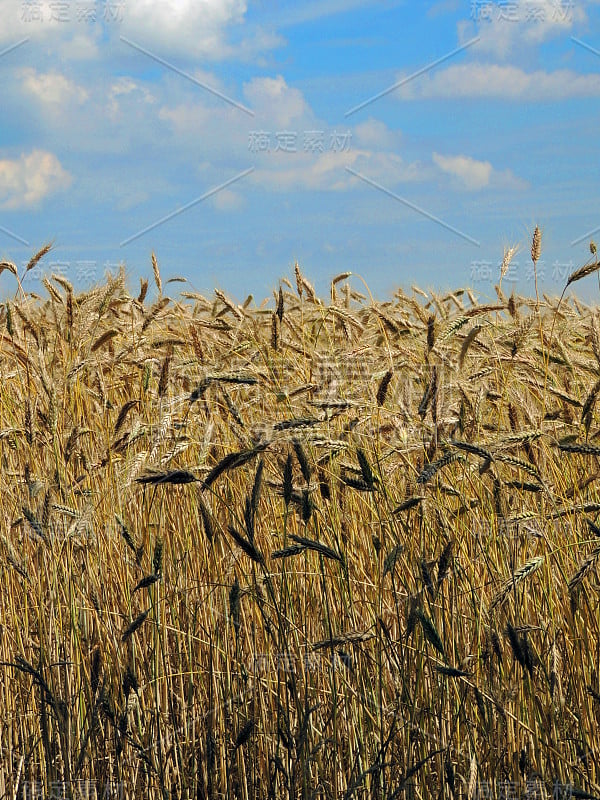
[376,369,393,407]
[136,469,198,485]
[293,439,311,484]
[114,400,138,436]
[227,525,264,563]
[158,347,172,397]
[531,225,541,265]
[197,496,214,543]
[91,329,118,352]
[138,278,149,304]
[122,610,149,642]
[426,313,436,352]
[271,313,279,350]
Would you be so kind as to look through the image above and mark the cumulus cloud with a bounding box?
[0,0,280,61]
[156,75,422,194]
[243,75,313,127]
[0,150,72,209]
[157,74,316,158]
[120,0,255,59]
[0,1,101,56]
[19,68,89,105]
[395,63,600,101]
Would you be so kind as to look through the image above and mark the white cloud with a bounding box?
[157,75,421,193]
[395,62,600,100]
[107,77,156,119]
[0,1,102,55]
[432,152,528,191]
[158,74,316,161]
[458,0,587,56]
[252,148,423,192]
[433,153,492,190]
[243,75,312,127]
[0,150,72,209]
[19,68,89,105]
[158,102,215,131]
[353,118,399,149]
[251,150,351,191]
[156,69,240,131]
[0,0,278,60]
[120,0,248,59]
[228,27,287,63]
[58,32,101,60]
[159,75,313,142]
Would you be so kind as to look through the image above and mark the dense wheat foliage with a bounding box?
[2,247,600,799]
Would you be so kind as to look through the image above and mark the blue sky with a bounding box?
[0,0,599,301]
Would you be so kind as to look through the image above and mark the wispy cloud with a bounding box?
[265,0,394,27]
[120,167,254,246]
[345,37,479,116]
[120,36,253,114]
[251,149,424,193]
[394,62,600,100]
[345,166,481,245]
[212,188,245,211]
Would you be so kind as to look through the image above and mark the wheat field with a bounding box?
[0,242,600,799]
